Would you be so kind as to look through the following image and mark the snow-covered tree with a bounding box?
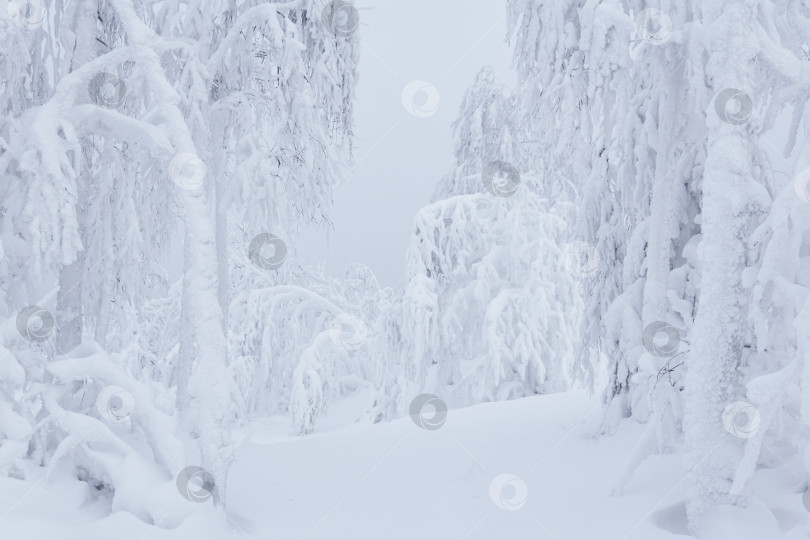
[375,182,581,415]
[515,0,810,531]
[230,262,389,435]
[506,0,810,532]
[576,1,699,445]
[432,66,522,200]
[506,0,593,202]
[683,0,808,528]
[0,0,360,515]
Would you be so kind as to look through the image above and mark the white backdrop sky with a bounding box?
[299,0,517,287]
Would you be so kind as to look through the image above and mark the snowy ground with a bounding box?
[1,391,807,539]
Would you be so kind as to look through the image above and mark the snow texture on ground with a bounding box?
[1,390,806,539]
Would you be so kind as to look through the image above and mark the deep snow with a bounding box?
[1,390,807,539]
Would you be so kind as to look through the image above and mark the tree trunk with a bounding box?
[56,0,98,355]
[685,0,766,530]
[107,0,232,506]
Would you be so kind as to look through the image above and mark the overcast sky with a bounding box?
[299,0,517,288]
